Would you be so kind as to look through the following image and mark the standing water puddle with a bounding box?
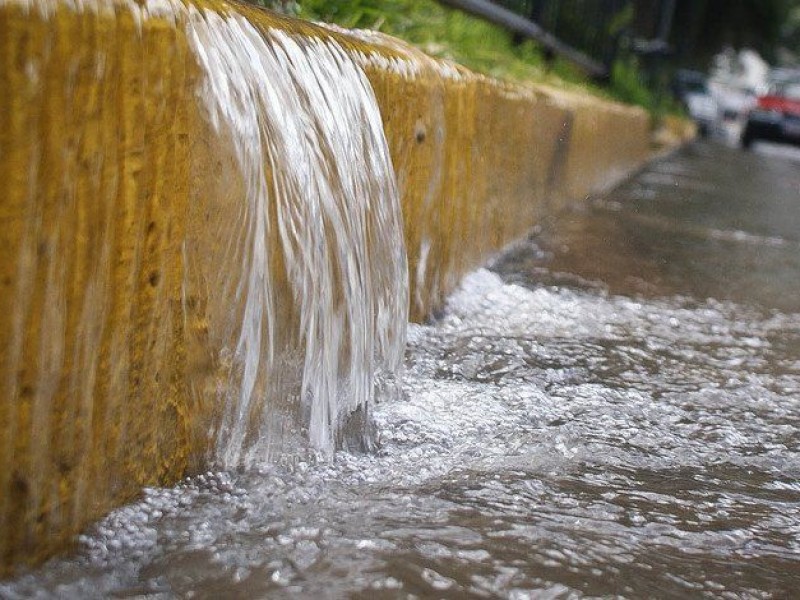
[3,143,800,597]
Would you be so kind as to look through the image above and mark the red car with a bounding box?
[741,80,800,149]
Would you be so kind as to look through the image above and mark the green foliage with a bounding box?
[609,57,655,109]
[250,0,300,15]
[245,0,661,113]
[608,4,634,38]
[299,0,550,81]
[298,0,667,106]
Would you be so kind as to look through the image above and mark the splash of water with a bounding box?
[185,6,408,466]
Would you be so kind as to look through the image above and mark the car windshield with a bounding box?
[770,81,800,100]
[784,84,800,100]
[685,80,708,94]
[676,71,708,94]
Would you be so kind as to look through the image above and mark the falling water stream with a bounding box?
[2,2,800,597]
[184,4,407,465]
[5,140,800,596]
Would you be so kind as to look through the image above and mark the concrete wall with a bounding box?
[0,0,654,574]
[358,39,652,320]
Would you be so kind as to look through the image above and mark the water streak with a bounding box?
[185,6,407,465]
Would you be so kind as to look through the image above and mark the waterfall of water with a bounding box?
[184,5,408,467]
[0,0,660,574]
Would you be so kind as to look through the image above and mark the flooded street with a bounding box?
[3,141,800,598]
[504,142,800,313]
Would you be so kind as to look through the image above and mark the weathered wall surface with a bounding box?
[360,42,651,320]
[0,0,654,574]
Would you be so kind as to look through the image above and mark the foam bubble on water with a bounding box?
[3,257,800,598]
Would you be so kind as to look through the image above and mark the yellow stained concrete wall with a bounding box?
[358,46,651,319]
[539,86,652,210]
[0,0,207,573]
[0,0,654,574]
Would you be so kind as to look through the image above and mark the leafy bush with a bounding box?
[247,0,663,115]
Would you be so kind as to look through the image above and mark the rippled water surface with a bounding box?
[4,143,800,598]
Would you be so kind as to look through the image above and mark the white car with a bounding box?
[673,70,718,136]
[684,92,719,136]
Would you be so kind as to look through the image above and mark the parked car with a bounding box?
[741,79,800,149]
[672,70,719,137]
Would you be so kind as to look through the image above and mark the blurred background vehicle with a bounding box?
[672,69,719,136]
[706,48,766,142]
[741,74,800,148]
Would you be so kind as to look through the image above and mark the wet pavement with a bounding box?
[499,141,800,313]
[3,141,800,599]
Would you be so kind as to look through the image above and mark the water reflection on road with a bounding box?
[3,142,800,598]
[499,141,800,313]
